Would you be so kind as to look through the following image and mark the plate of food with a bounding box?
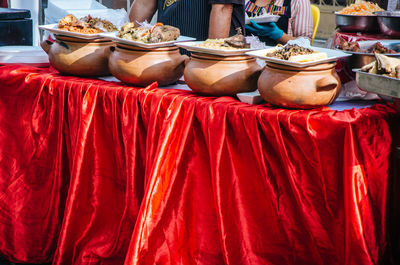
[246,44,351,67]
[176,29,256,56]
[245,13,280,24]
[99,22,195,48]
[39,14,117,40]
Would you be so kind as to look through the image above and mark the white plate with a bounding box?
[39,23,111,40]
[99,32,196,48]
[0,55,49,67]
[0,46,46,56]
[236,90,264,104]
[245,13,280,24]
[246,46,351,67]
[176,41,257,56]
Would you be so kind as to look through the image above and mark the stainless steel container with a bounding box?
[337,40,400,76]
[375,11,400,37]
[354,69,400,99]
[335,13,379,33]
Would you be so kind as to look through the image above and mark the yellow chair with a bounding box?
[311,4,320,45]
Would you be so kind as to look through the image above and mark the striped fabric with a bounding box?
[246,0,313,39]
[245,1,264,16]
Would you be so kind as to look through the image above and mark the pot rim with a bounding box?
[191,52,255,62]
[266,62,336,72]
[54,35,112,44]
[115,43,179,52]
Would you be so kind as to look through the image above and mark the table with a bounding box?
[0,66,399,265]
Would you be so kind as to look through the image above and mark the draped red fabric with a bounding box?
[0,67,68,263]
[124,96,398,265]
[0,65,398,265]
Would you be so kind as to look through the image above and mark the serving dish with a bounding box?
[39,23,110,40]
[258,62,341,109]
[108,44,187,86]
[176,41,256,57]
[335,13,379,33]
[99,32,195,48]
[184,52,262,95]
[354,69,400,99]
[375,11,400,37]
[245,13,280,24]
[246,46,351,67]
[41,35,112,76]
[337,40,400,70]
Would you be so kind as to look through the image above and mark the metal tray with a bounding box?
[99,32,195,48]
[354,69,400,99]
[246,46,351,67]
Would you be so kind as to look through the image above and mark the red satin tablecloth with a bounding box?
[0,66,399,265]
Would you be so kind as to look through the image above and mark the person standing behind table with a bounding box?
[129,0,245,41]
[244,0,313,45]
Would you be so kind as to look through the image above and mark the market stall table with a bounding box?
[0,65,398,265]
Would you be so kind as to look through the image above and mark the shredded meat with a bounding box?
[266,45,314,60]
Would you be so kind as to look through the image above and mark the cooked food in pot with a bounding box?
[337,1,383,15]
[58,14,116,34]
[265,44,327,62]
[196,28,250,50]
[80,15,117,32]
[361,53,400,79]
[118,22,180,43]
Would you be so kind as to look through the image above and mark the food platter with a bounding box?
[245,13,280,24]
[99,32,195,48]
[354,69,400,99]
[176,41,256,56]
[39,23,110,40]
[246,46,351,67]
[338,40,400,56]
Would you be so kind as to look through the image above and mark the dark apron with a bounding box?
[157,0,210,41]
[247,0,291,45]
[157,0,245,41]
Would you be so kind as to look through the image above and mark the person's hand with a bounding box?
[245,21,283,40]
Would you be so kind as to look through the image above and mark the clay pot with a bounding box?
[40,35,111,76]
[108,44,188,86]
[183,52,262,96]
[258,63,341,109]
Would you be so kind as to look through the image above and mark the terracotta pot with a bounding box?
[258,63,341,109]
[183,52,262,96]
[108,44,188,87]
[40,35,111,76]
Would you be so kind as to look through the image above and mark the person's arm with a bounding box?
[129,0,157,26]
[276,33,296,44]
[208,4,234,38]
